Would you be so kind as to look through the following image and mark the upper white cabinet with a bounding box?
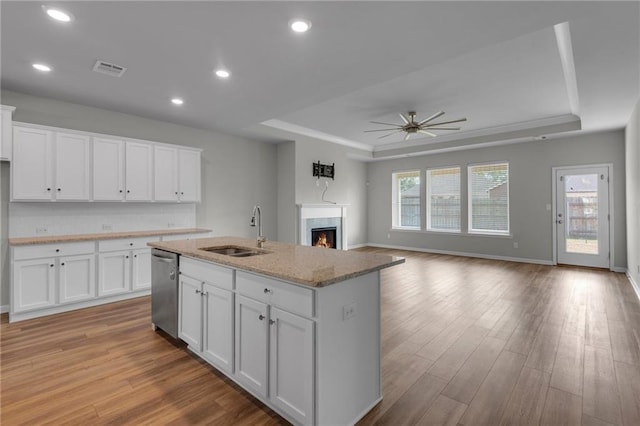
[125,141,153,201]
[55,132,91,200]
[1,105,16,161]
[93,137,125,201]
[12,127,54,200]
[12,127,90,201]
[154,146,201,202]
[11,123,201,203]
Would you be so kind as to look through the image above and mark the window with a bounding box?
[392,170,420,229]
[427,167,461,231]
[468,162,509,234]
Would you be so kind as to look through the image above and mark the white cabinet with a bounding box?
[55,132,91,200]
[93,137,125,200]
[12,126,53,200]
[234,272,315,424]
[12,241,96,313]
[12,127,90,201]
[12,258,56,312]
[1,105,15,160]
[58,254,96,304]
[154,146,201,202]
[179,258,234,374]
[98,237,157,296]
[125,141,153,201]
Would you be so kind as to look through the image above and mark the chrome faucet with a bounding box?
[250,205,266,248]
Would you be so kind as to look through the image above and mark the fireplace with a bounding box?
[298,204,347,250]
[312,227,337,249]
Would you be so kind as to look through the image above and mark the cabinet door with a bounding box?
[153,145,178,201]
[12,258,56,312]
[98,251,131,296]
[202,284,234,374]
[235,295,268,397]
[131,248,152,290]
[269,307,314,425]
[12,127,53,200]
[179,276,203,350]
[125,141,153,201]
[178,149,201,202]
[59,254,96,303]
[93,137,124,201]
[55,132,91,200]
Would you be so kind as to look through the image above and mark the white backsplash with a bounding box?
[9,202,196,237]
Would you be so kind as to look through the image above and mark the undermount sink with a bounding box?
[200,245,269,257]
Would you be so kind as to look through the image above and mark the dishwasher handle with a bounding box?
[152,255,175,263]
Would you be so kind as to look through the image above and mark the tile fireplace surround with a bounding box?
[297,204,348,250]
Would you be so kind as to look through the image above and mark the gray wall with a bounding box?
[277,141,296,244]
[0,90,279,307]
[367,130,627,268]
[626,99,640,290]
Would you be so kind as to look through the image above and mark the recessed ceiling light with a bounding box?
[32,63,52,72]
[43,6,73,22]
[171,98,184,106]
[290,19,311,33]
[215,69,230,78]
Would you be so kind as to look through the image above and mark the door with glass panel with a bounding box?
[555,166,610,268]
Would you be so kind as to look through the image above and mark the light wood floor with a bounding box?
[2,248,640,425]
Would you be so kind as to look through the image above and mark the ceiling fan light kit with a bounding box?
[366,111,467,140]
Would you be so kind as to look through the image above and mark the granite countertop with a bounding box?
[9,228,212,246]
[148,236,405,288]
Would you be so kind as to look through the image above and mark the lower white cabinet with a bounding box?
[179,272,235,375]
[59,254,96,304]
[98,238,156,296]
[12,242,96,313]
[12,258,56,312]
[235,295,269,396]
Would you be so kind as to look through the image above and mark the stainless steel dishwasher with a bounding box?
[151,248,179,338]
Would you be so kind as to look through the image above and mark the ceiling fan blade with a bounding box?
[377,130,405,139]
[425,118,467,127]
[418,130,437,137]
[364,128,402,132]
[421,127,461,131]
[404,132,411,141]
[418,111,445,125]
[398,113,410,125]
[370,121,402,127]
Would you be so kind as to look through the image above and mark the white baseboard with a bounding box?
[366,243,554,266]
[347,243,368,250]
[627,270,640,302]
[612,266,628,273]
[1,304,9,314]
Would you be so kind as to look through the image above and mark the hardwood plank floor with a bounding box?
[2,248,639,425]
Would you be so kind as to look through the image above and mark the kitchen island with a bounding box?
[148,236,404,426]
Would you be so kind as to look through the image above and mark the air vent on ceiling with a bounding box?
[92,60,127,77]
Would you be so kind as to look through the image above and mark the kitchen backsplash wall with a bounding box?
[9,202,196,237]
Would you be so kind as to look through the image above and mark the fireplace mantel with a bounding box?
[297,204,348,250]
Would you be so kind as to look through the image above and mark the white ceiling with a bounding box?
[1,1,638,159]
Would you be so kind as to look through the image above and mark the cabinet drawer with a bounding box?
[236,271,313,318]
[98,236,158,252]
[181,257,234,291]
[13,241,95,260]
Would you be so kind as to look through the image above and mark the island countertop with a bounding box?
[148,236,404,287]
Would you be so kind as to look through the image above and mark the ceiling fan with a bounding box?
[365,111,467,140]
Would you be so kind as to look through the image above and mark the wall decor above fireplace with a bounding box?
[313,161,335,180]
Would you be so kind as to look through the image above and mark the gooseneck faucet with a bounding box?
[250,205,266,248]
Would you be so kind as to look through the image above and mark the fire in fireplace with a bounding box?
[312,227,337,249]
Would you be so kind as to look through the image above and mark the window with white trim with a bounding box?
[427,167,461,232]
[392,170,420,229]
[468,162,509,234]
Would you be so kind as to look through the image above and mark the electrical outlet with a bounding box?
[35,227,48,234]
[167,222,175,228]
[546,203,551,211]
[102,224,112,231]
[513,242,519,249]
[387,233,391,239]
[343,303,357,321]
